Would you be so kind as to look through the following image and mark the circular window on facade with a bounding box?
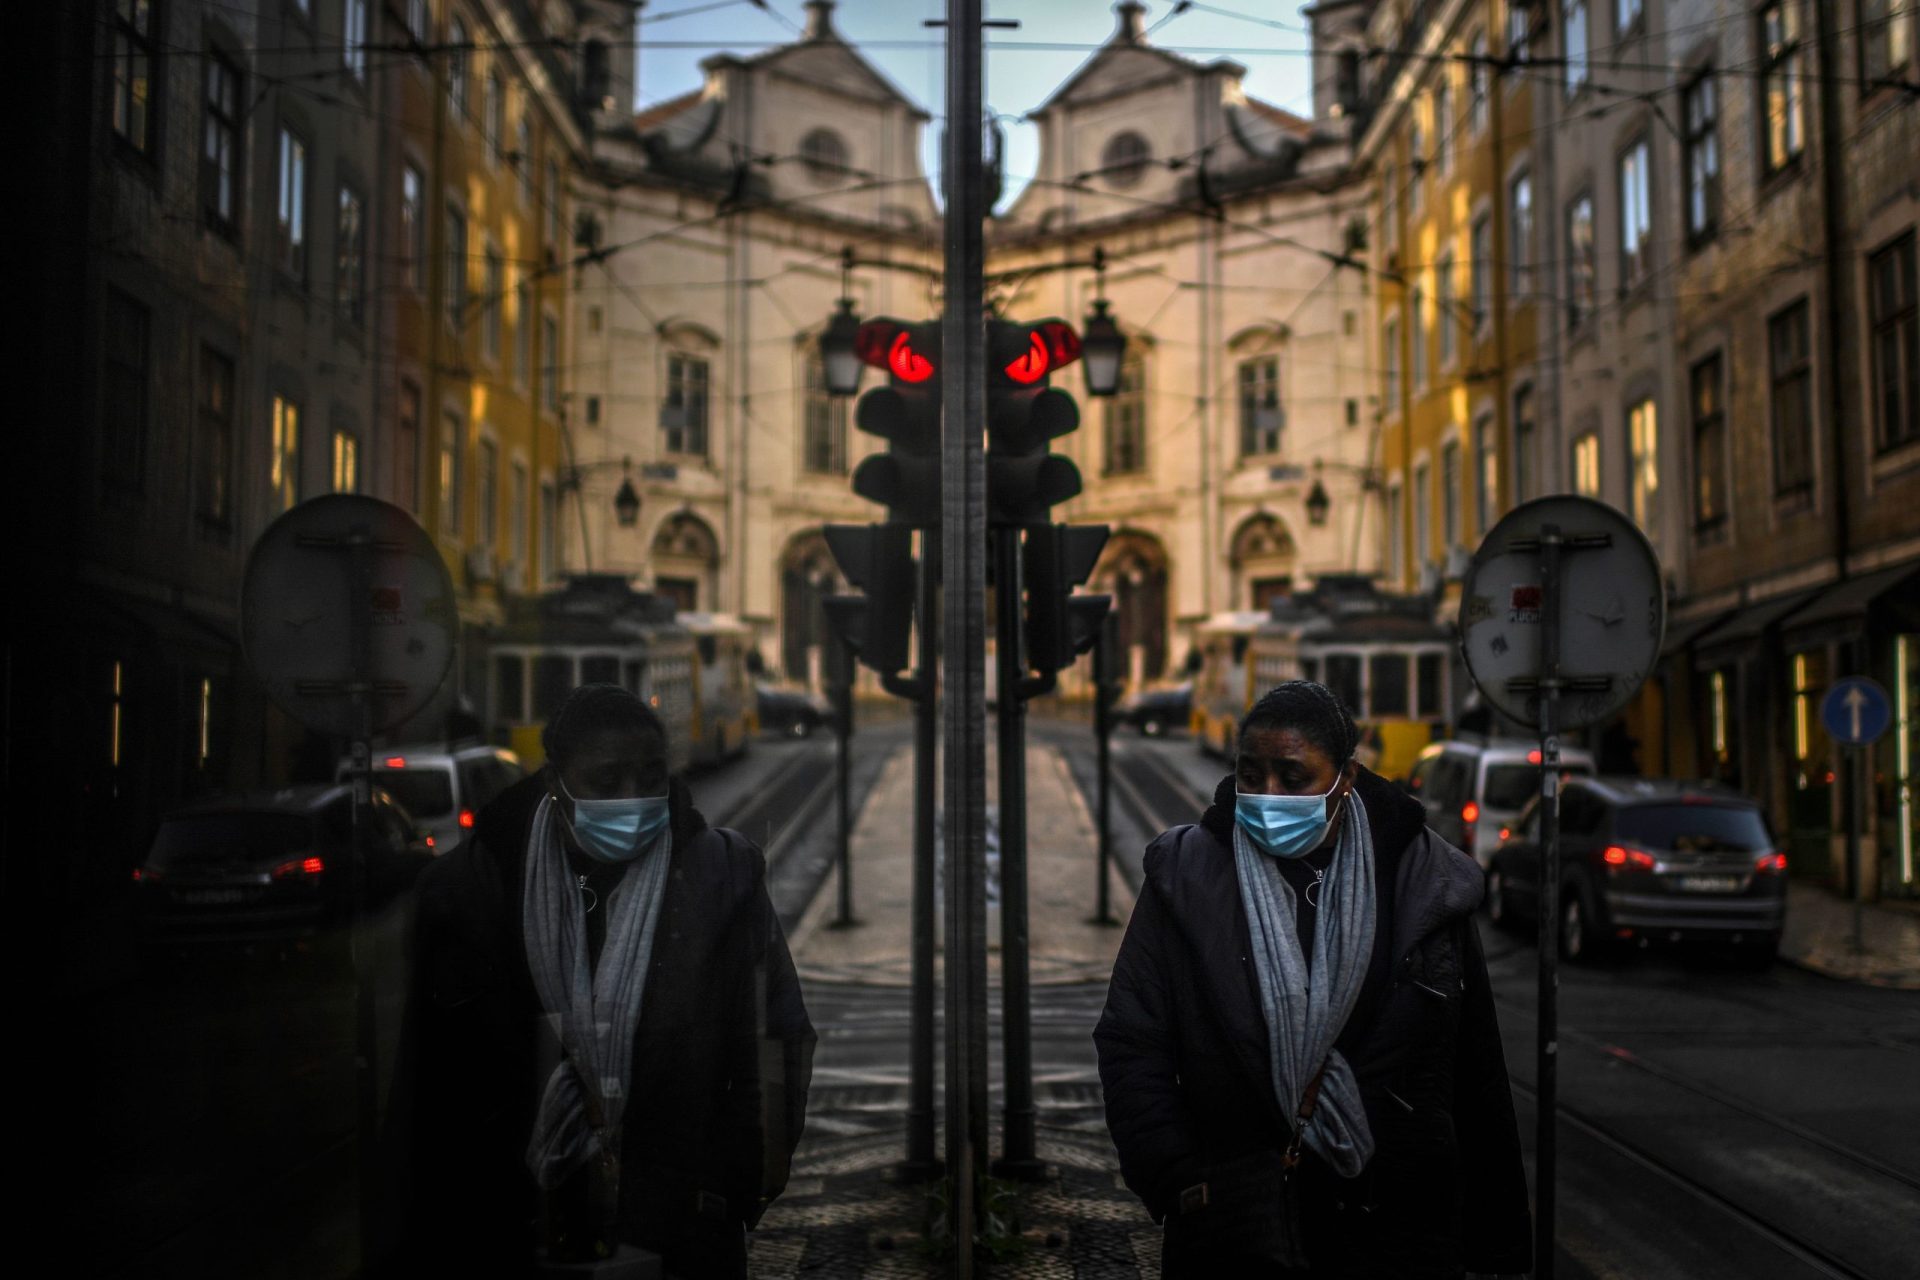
[1102,130,1151,189]
[800,128,850,183]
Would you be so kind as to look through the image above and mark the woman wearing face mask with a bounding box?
[1095,681,1531,1278]
[387,684,814,1278]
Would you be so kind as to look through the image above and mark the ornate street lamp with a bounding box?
[819,297,864,397]
[613,458,641,528]
[1080,246,1127,397]
[1304,477,1331,528]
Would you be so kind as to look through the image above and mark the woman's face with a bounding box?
[552,727,670,806]
[1236,725,1352,799]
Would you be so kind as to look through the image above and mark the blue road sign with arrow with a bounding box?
[1820,676,1892,746]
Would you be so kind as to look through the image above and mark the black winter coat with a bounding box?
[1094,768,1531,1278]
[383,773,814,1279]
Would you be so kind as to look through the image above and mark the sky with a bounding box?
[632,0,1316,210]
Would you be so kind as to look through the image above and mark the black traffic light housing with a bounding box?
[1024,524,1111,676]
[849,319,942,526]
[822,523,916,677]
[986,319,1084,528]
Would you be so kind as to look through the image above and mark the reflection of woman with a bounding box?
[393,685,813,1278]
[1096,681,1531,1277]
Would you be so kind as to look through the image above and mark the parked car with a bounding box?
[133,785,433,944]
[1116,682,1192,738]
[335,743,524,854]
[1407,738,1597,869]
[756,683,834,738]
[1485,777,1787,967]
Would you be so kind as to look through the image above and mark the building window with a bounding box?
[1683,72,1721,244]
[486,71,505,165]
[1616,0,1644,34]
[1385,484,1404,582]
[1412,460,1432,566]
[1475,415,1498,534]
[1690,353,1728,533]
[343,0,367,79]
[440,409,463,534]
[406,0,428,42]
[1101,131,1151,189]
[804,357,848,474]
[514,280,532,387]
[1437,253,1457,366]
[1862,0,1915,86]
[102,289,150,497]
[201,48,242,236]
[1869,231,1919,454]
[336,185,365,326]
[270,394,301,511]
[448,13,470,117]
[584,396,600,425]
[1628,396,1659,529]
[1760,2,1806,176]
[1513,383,1536,503]
[1565,1,1590,96]
[1104,359,1147,475]
[1510,170,1534,297]
[539,481,558,583]
[400,163,424,290]
[1769,298,1815,498]
[1619,138,1652,291]
[511,460,530,577]
[1411,284,1429,387]
[112,0,160,157]
[1441,439,1462,549]
[516,113,533,203]
[800,128,851,183]
[1508,3,1531,62]
[1567,193,1597,328]
[1572,430,1601,496]
[1238,356,1283,456]
[1382,163,1399,252]
[397,380,421,513]
[332,428,359,493]
[481,245,503,361]
[1469,32,1490,132]
[1709,669,1731,765]
[197,346,234,529]
[276,126,308,281]
[542,314,561,412]
[546,159,563,250]
[477,437,498,543]
[1384,314,1402,409]
[663,353,709,454]
[1469,214,1492,333]
[1434,78,1453,173]
[446,204,467,332]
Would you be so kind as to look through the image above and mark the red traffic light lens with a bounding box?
[1038,321,1081,369]
[888,331,935,384]
[1004,331,1051,384]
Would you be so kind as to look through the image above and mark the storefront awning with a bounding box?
[1689,587,1822,668]
[1660,608,1732,658]
[1780,561,1920,646]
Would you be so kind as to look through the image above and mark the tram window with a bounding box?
[1416,653,1445,717]
[532,655,573,718]
[494,655,525,722]
[1370,654,1411,716]
[1232,636,1250,663]
[698,636,717,665]
[1324,655,1362,716]
[582,655,619,686]
[623,660,644,694]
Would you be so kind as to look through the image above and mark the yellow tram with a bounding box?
[1193,577,1453,780]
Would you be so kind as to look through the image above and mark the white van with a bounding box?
[1407,739,1596,870]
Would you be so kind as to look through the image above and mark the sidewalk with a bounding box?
[753,739,1157,1278]
[1779,880,1920,989]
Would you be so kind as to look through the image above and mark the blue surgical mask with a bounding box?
[557,779,670,863]
[1235,780,1345,859]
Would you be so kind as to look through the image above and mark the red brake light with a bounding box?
[1527,749,1542,765]
[1461,801,1480,825]
[273,855,326,879]
[1755,851,1788,874]
[384,756,407,769]
[887,331,934,383]
[458,808,475,830]
[423,835,436,849]
[1603,845,1656,871]
[132,866,159,883]
[1498,826,1511,841]
[1003,331,1051,384]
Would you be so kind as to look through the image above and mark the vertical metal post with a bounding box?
[994,529,1043,1180]
[1092,610,1118,925]
[1850,742,1866,951]
[1535,524,1563,1280]
[904,530,941,1178]
[833,631,855,929]
[941,0,990,1266]
[344,529,381,1279]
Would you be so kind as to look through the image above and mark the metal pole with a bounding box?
[1092,610,1118,926]
[344,528,381,1279]
[1850,743,1866,952]
[1535,523,1563,1280]
[941,0,990,1266]
[994,529,1044,1180]
[904,529,941,1178]
[833,632,855,928]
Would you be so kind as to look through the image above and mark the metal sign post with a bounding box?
[1821,676,1893,951]
[1459,497,1666,1280]
[904,529,942,1181]
[1091,610,1120,926]
[831,630,856,929]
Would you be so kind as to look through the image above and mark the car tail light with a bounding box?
[1527,749,1542,764]
[1755,851,1788,874]
[458,808,475,830]
[384,756,407,769]
[423,835,436,850]
[273,856,326,879]
[132,866,160,883]
[1462,802,1480,825]
[1602,845,1656,872]
[1498,826,1511,842]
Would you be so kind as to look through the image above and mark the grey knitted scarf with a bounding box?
[521,794,672,1191]
[1231,789,1378,1181]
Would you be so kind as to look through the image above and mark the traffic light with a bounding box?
[849,319,942,526]
[1024,524,1111,676]
[822,523,915,677]
[986,319,1084,528]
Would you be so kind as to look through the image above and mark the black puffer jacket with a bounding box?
[1094,768,1531,1278]
[384,773,814,1279]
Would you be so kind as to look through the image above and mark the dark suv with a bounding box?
[1486,777,1788,967]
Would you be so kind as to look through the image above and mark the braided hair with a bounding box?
[1238,680,1360,767]
[542,683,667,768]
